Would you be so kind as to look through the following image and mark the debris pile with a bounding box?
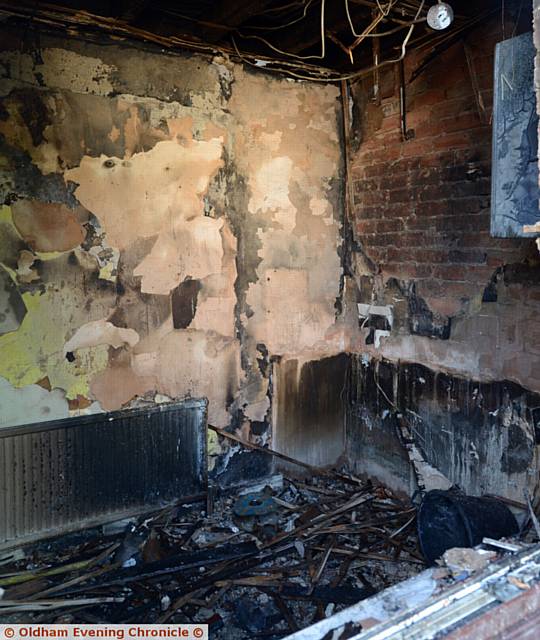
[0,474,423,637]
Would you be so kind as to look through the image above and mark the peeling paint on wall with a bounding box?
[0,48,116,97]
[133,217,225,295]
[64,319,139,353]
[0,32,345,461]
[11,200,87,252]
[0,264,26,335]
[0,375,69,427]
[64,138,224,250]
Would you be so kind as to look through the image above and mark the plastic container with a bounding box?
[417,489,519,564]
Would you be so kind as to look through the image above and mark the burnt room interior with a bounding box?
[1,0,540,637]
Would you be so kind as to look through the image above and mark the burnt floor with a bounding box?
[0,475,423,638]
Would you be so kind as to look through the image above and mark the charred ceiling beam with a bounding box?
[273,0,430,60]
[119,0,152,23]
[274,3,325,54]
[199,0,278,43]
[271,2,373,56]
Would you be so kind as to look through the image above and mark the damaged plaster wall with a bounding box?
[345,19,540,499]
[0,30,346,473]
[347,358,540,502]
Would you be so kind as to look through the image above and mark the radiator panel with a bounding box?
[0,400,207,548]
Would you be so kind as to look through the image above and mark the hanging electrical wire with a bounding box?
[345,0,396,39]
[375,0,394,18]
[2,0,432,85]
[234,0,326,60]
[0,1,334,76]
[359,20,427,38]
[236,0,416,63]
[152,1,315,44]
[232,0,426,83]
[243,0,315,30]
[344,1,426,39]
[259,0,310,15]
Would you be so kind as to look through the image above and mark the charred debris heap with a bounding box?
[0,429,531,639]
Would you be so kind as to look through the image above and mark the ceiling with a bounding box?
[0,0,530,81]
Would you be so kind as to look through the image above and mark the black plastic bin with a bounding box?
[418,490,519,564]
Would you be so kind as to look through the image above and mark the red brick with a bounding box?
[435,213,490,232]
[405,110,430,129]
[383,263,433,279]
[445,81,476,100]
[454,146,491,164]
[408,167,444,186]
[457,232,492,247]
[438,112,482,134]
[415,202,453,217]
[356,205,389,220]
[353,177,381,193]
[451,197,489,214]
[465,265,498,284]
[414,180,489,203]
[383,173,409,190]
[440,281,479,300]
[400,138,433,158]
[356,220,378,234]
[363,247,388,263]
[356,190,391,206]
[432,265,469,281]
[386,247,411,262]
[389,231,429,247]
[385,187,411,203]
[408,88,447,108]
[376,218,405,233]
[448,249,487,264]
[413,249,450,263]
[409,216,443,231]
[361,233,396,247]
[431,97,477,120]
[347,16,537,313]
[432,131,472,150]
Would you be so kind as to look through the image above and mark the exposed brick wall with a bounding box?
[346,18,540,497]
[348,19,540,392]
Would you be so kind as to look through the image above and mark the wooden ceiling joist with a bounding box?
[200,0,278,42]
[120,0,151,23]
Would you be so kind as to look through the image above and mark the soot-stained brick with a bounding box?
[407,285,451,340]
[501,422,534,473]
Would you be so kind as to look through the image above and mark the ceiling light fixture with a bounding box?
[427,1,454,30]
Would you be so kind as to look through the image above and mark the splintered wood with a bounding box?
[0,476,422,637]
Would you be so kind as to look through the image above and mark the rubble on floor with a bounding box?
[0,474,424,637]
[440,547,497,578]
[287,540,540,640]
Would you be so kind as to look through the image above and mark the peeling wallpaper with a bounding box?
[1,28,538,501]
[0,32,346,443]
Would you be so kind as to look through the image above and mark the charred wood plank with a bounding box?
[200,0,277,43]
[278,583,375,605]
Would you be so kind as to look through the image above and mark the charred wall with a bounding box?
[347,358,540,501]
[273,353,349,469]
[346,18,540,496]
[0,28,348,479]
